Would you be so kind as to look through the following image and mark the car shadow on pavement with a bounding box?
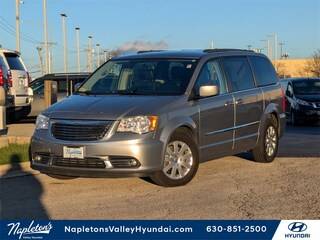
[236,124,320,161]
[0,154,49,219]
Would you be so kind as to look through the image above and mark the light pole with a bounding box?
[103,50,108,62]
[96,44,101,67]
[88,36,93,72]
[273,33,278,61]
[43,0,49,74]
[15,0,21,52]
[61,13,68,73]
[75,27,81,72]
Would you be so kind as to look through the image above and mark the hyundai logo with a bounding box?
[288,222,307,232]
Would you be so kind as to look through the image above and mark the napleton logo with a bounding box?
[7,221,53,239]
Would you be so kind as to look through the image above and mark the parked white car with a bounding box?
[0,48,33,119]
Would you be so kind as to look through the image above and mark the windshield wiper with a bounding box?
[76,90,92,95]
[114,89,140,95]
[76,90,111,95]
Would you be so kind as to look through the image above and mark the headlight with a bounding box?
[296,98,310,106]
[35,114,49,130]
[117,116,158,134]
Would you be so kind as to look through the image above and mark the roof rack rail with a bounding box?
[203,48,254,53]
[137,50,165,54]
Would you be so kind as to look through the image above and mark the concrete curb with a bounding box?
[0,161,39,179]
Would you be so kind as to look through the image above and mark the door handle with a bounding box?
[224,100,234,106]
[235,98,243,105]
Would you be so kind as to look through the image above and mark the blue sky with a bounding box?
[0,0,319,76]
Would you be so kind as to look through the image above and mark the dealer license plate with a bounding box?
[63,146,84,159]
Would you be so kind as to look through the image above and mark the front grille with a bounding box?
[51,120,113,141]
[52,156,106,169]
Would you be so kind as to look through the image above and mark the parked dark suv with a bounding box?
[30,49,286,187]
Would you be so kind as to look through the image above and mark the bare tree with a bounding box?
[274,62,287,78]
[305,49,320,77]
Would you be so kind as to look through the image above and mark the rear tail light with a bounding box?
[7,69,13,87]
[280,88,286,112]
[0,68,3,86]
[27,72,32,85]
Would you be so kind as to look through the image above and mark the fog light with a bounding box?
[34,155,42,162]
[129,159,138,166]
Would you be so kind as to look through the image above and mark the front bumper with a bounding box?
[294,108,320,120]
[14,95,32,107]
[30,133,164,178]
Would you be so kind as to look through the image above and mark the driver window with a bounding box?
[195,60,227,95]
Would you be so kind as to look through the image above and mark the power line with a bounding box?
[0,20,40,44]
[0,16,41,44]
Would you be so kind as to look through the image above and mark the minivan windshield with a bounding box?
[77,59,197,95]
[293,79,320,95]
[4,53,26,71]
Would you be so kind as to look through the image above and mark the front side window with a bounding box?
[78,59,197,95]
[221,57,255,92]
[249,56,278,86]
[4,53,26,71]
[194,60,227,95]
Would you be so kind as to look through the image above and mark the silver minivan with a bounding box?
[0,49,32,119]
[30,49,286,187]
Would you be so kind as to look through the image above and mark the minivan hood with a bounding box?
[44,95,183,120]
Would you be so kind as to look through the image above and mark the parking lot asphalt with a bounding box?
[1,123,319,220]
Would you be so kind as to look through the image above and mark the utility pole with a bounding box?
[274,34,277,60]
[267,39,271,59]
[36,46,44,75]
[61,14,68,73]
[75,27,81,72]
[96,44,101,67]
[43,0,49,74]
[279,42,285,59]
[88,36,93,72]
[15,0,21,52]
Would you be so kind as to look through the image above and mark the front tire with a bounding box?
[150,129,199,187]
[252,115,279,163]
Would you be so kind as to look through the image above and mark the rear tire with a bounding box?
[252,115,279,163]
[150,128,199,187]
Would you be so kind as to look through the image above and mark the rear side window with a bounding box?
[4,53,26,71]
[221,57,255,92]
[249,56,278,86]
[0,56,8,73]
[58,80,67,93]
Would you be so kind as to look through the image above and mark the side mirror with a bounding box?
[285,89,292,97]
[74,82,82,92]
[199,85,219,98]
